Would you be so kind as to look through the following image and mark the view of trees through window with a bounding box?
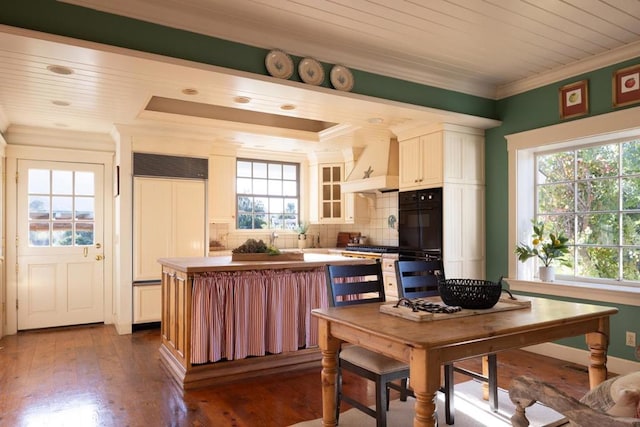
[236,159,300,230]
[536,139,640,284]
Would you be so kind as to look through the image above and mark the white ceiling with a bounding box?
[1,0,640,153]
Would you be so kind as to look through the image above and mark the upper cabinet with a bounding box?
[399,125,484,190]
[310,163,344,224]
[309,162,371,224]
[398,133,443,190]
[208,155,235,224]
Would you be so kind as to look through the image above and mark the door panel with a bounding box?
[17,160,104,330]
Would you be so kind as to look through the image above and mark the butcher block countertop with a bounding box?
[158,253,373,273]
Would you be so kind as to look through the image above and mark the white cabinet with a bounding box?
[208,155,235,223]
[133,177,206,282]
[310,163,344,224]
[344,193,371,224]
[381,253,399,300]
[133,284,161,324]
[398,134,442,190]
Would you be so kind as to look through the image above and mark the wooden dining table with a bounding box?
[312,295,618,427]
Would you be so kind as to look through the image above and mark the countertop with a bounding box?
[159,253,373,273]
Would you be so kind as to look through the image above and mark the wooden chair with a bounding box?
[509,375,640,427]
[395,259,499,425]
[325,262,411,427]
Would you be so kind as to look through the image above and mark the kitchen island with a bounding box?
[158,253,373,389]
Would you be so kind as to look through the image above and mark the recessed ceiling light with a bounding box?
[182,88,198,95]
[234,96,251,104]
[46,65,74,75]
[367,117,384,124]
[52,100,71,106]
[280,104,296,111]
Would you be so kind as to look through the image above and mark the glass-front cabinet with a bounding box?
[309,163,344,224]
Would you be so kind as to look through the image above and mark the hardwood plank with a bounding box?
[0,324,604,426]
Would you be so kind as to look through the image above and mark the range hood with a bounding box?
[341,138,399,193]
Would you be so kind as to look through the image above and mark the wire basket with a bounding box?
[438,277,504,309]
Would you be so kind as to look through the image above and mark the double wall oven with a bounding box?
[398,187,443,261]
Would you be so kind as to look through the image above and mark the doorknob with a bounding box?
[95,255,104,261]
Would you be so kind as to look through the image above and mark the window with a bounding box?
[28,168,95,246]
[535,140,640,283]
[236,159,300,230]
[507,107,640,293]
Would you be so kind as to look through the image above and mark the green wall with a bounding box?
[2,0,638,362]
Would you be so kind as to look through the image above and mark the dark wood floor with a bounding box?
[0,324,602,426]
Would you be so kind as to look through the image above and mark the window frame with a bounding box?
[506,107,640,306]
[235,158,301,231]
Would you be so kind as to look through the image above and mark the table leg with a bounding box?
[409,349,440,427]
[318,319,342,427]
[586,317,610,389]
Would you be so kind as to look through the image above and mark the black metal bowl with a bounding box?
[438,278,503,309]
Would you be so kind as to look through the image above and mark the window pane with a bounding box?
[237,196,252,213]
[269,197,283,213]
[75,197,94,220]
[577,213,618,245]
[285,199,298,214]
[52,222,73,246]
[576,247,618,279]
[283,164,296,180]
[268,163,282,179]
[622,140,640,176]
[52,196,73,220]
[283,181,297,196]
[237,213,252,229]
[622,249,640,281]
[253,178,267,194]
[268,179,282,195]
[254,197,268,214]
[237,177,252,193]
[28,169,50,194]
[622,213,640,245]
[322,167,331,182]
[537,152,574,184]
[332,167,341,181]
[622,177,640,210]
[577,178,618,212]
[52,170,73,195]
[29,222,50,246]
[237,161,252,177]
[29,196,50,220]
[577,144,618,179]
[75,222,94,245]
[538,183,574,213]
[253,162,267,178]
[75,172,94,196]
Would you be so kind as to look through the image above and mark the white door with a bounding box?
[17,160,105,330]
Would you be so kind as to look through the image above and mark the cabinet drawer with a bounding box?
[383,272,398,300]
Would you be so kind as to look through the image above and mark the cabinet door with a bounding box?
[418,133,443,187]
[319,165,343,223]
[174,180,206,257]
[399,137,422,189]
[344,193,371,224]
[208,155,235,223]
[134,178,173,281]
[133,284,161,323]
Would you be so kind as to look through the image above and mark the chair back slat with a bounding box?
[325,262,385,307]
[395,260,444,299]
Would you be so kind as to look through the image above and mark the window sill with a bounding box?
[504,278,640,307]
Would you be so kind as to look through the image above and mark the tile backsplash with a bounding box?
[211,191,399,250]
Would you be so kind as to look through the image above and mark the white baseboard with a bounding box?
[523,343,640,375]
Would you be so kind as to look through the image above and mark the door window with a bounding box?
[27,168,95,247]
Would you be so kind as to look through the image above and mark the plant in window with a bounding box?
[296,221,310,236]
[515,219,570,267]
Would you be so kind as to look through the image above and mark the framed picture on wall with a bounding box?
[559,80,588,119]
[613,64,640,107]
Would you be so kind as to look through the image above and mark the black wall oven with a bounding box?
[398,188,443,260]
